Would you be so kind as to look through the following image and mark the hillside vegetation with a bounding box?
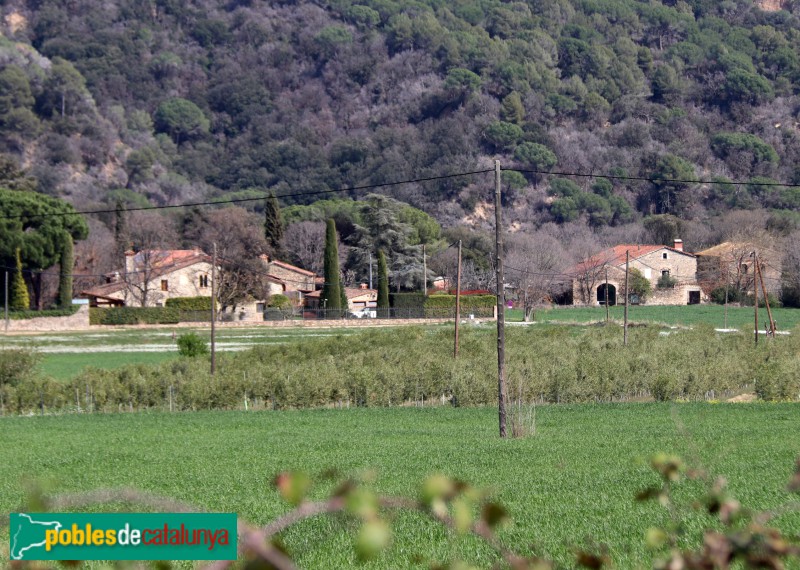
[2,0,800,226]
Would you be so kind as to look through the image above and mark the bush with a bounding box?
[656,274,677,289]
[165,297,213,310]
[709,286,744,304]
[423,295,495,318]
[177,332,209,357]
[268,294,292,309]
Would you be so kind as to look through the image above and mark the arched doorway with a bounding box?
[597,283,616,306]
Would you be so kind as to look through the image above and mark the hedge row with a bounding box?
[164,296,213,310]
[3,324,798,415]
[5,305,81,320]
[89,307,210,325]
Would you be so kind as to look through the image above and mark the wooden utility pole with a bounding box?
[422,243,427,296]
[4,271,8,334]
[605,267,610,323]
[211,242,217,375]
[724,264,729,330]
[623,250,629,346]
[757,259,775,336]
[494,160,508,438]
[753,251,758,346]
[454,240,462,358]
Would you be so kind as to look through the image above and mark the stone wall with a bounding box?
[3,305,90,332]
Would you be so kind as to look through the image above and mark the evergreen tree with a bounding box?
[377,249,389,311]
[10,248,29,311]
[57,234,73,308]
[340,281,348,313]
[322,219,342,312]
[264,193,284,255]
[114,199,128,264]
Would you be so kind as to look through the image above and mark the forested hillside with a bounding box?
[2,0,800,298]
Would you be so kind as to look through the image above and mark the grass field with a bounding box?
[2,404,799,568]
[0,327,368,380]
[507,304,800,329]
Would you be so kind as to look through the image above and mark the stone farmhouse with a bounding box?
[83,249,216,307]
[305,284,378,313]
[571,240,704,306]
[695,241,782,297]
[82,250,319,317]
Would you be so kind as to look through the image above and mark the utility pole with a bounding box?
[724,264,729,330]
[422,243,427,295]
[211,242,217,375]
[494,160,508,438]
[605,266,610,323]
[757,259,775,336]
[4,271,8,334]
[368,251,373,290]
[623,250,629,346]
[753,251,758,346]
[454,240,462,358]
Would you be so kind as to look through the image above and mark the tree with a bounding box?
[377,249,389,312]
[10,248,29,311]
[624,268,651,302]
[0,188,88,309]
[282,221,326,275]
[322,219,342,312]
[649,155,696,215]
[57,234,73,308]
[264,193,284,255]
[122,212,180,307]
[154,98,210,144]
[506,233,566,321]
[483,121,523,152]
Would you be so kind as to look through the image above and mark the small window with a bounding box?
[662,252,668,259]
[662,270,670,277]
[199,275,209,288]
[161,279,169,291]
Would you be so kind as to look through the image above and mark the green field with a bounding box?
[2,405,799,568]
[507,304,800,330]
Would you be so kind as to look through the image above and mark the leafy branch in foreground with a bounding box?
[7,458,800,569]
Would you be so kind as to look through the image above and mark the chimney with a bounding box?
[673,239,683,252]
[360,283,368,290]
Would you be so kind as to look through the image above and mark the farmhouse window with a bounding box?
[662,270,670,277]
[161,279,169,291]
[662,252,668,259]
[199,275,209,288]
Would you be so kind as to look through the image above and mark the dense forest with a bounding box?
[2,0,800,303]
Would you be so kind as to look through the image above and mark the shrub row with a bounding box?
[6,306,81,320]
[89,307,211,325]
[164,296,213,310]
[3,324,799,415]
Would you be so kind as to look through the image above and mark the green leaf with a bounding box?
[355,520,391,561]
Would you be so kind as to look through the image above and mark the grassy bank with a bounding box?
[1,404,799,568]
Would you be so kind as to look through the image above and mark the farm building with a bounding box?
[571,240,704,306]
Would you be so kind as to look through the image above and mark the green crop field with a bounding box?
[2,404,799,568]
[507,304,800,330]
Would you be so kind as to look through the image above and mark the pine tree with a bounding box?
[264,193,284,255]
[57,234,73,308]
[322,219,342,312]
[10,248,29,311]
[377,249,389,312]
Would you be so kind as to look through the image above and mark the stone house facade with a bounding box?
[572,240,704,306]
[83,250,215,307]
[695,242,782,297]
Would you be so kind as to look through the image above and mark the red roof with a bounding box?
[269,260,315,277]
[571,244,695,275]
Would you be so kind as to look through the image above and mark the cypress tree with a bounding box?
[57,234,73,308]
[377,249,389,311]
[114,200,128,264]
[322,219,342,312]
[10,248,29,311]
[264,193,284,254]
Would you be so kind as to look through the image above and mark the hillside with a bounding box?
[2,0,800,280]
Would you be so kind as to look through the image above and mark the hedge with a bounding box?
[423,294,495,318]
[165,296,213,310]
[390,293,426,318]
[90,307,181,325]
[5,306,81,320]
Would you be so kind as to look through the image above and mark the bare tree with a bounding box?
[183,207,270,312]
[506,232,568,320]
[124,212,179,307]
[282,221,326,275]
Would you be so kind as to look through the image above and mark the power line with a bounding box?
[508,167,800,189]
[0,169,493,221]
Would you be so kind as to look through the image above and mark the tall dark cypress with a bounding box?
[322,219,341,311]
[114,200,127,264]
[377,249,389,311]
[264,193,284,254]
[57,234,73,308]
[10,247,29,311]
